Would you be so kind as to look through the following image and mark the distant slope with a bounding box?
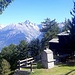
[0,24,5,29]
[0,21,64,51]
[0,20,42,50]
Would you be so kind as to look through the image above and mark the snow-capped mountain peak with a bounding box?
[0,20,42,51]
[24,20,31,24]
[0,24,6,29]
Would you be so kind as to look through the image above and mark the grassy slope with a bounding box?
[30,65,75,75]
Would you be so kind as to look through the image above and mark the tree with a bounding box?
[1,44,18,70]
[68,2,75,36]
[17,40,28,60]
[0,0,14,14]
[41,18,60,49]
[1,46,12,61]
[0,59,11,75]
[1,41,28,70]
[1,44,17,61]
[28,39,41,57]
[62,19,69,32]
[64,1,75,55]
[7,44,18,70]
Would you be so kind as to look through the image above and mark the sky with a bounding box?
[0,0,74,25]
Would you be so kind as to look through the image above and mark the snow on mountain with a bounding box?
[37,24,42,29]
[58,22,65,28]
[0,20,42,51]
[0,24,5,29]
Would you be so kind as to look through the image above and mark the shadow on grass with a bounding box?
[9,72,14,75]
[13,70,30,75]
[56,61,75,67]
[65,69,75,75]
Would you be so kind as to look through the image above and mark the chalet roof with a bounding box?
[49,31,70,43]
[44,48,53,53]
[49,38,59,43]
[57,31,70,36]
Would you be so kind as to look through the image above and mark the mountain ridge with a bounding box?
[0,21,64,51]
[0,20,42,51]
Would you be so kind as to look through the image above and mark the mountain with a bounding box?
[58,22,65,32]
[0,20,42,51]
[37,24,42,29]
[58,22,65,28]
[0,24,5,29]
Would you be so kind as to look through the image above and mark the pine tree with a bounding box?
[17,40,28,60]
[68,2,75,36]
[62,19,69,32]
[28,39,41,57]
[1,44,18,70]
[41,18,60,49]
[0,0,14,14]
[67,1,75,53]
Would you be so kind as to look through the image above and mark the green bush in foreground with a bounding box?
[0,59,11,75]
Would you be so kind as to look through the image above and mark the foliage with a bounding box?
[62,19,69,32]
[1,44,18,70]
[68,2,75,36]
[65,1,75,51]
[1,40,34,70]
[37,61,43,69]
[0,59,11,75]
[0,0,14,14]
[1,40,29,70]
[17,40,28,60]
[28,39,41,57]
[41,18,60,49]
[1,44,17,60]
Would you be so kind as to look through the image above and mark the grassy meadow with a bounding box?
[30,66,75,75]
[20,63,75,75]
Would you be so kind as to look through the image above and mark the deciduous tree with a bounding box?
[0,59,11,75]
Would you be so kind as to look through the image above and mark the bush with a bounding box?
[0,59,11,75]
[37,61,43,69]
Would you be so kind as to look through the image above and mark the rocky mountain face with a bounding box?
[0,21,65,51]
[0,20,42,50]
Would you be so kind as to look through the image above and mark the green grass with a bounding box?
[20,64,75,75]
[30,65,75,75]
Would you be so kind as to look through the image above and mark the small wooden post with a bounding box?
[30,62,32,72]
[18,60,21,70]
